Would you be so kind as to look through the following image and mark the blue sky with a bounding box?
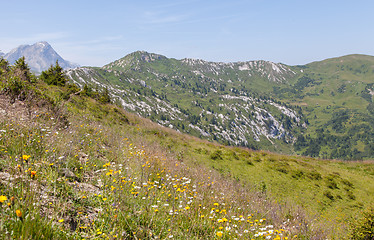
[1,0,374,66]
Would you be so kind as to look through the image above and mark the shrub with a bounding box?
[210,150,223,160]
[323,190,334,200]
[325,175,339,189]
[291,170,305,179]
[341,178,354,188]
[307,171,322,180]
[4,76,25,97]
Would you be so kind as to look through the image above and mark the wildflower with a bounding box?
[59,219,64,223]
[0,195,7,203]
[216,231,223,237]
[30,171,37,178]
[22,155,31,160]
[16,209,22,217]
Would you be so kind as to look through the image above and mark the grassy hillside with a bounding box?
[67,53,374,160]
[274,54,374,159]
[66,52,307,154]
[0,58,374,239]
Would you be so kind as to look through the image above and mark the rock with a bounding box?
[58,168,79,181]
[78,152,88,164]
[68,182,101,195]
[0,172,11,181]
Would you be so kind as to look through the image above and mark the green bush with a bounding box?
[323,190,334,200]
[210,150,223,160]
[5,76,25,97]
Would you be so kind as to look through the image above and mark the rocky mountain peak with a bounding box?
[4,41,79,73]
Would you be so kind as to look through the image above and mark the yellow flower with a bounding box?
[30,171,37,178]
[59,219,64,223]
[0,195,7,203]
[16,209,22,217]
[216,231,223,237]
[22,155,31,160]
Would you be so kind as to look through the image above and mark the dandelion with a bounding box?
[16,209,22,217]
[59,219,64,223]
[22,155,31,160]
[0,195,7,203]
[216,231,223,237]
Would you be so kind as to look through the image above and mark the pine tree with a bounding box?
[40,60,66,86]
[99,87,111,103]
[0,58,10,76]
[13,57,33,82]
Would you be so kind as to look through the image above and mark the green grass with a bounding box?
[1,61,374,239]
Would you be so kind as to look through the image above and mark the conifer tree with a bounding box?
[0,57,10,76]
[13,57,33,82]
[99,87,111,103]
[40,60,66,86]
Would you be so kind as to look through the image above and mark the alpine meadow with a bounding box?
[0,41,373,240]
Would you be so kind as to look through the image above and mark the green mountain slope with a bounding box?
[67,53,374,160]
[275,54,374,159]
[1,58,373,239]
[67,52,306,154]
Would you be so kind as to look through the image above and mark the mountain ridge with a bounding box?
[66,51,374,159]
[3,41,79,73]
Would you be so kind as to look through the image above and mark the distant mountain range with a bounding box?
[66,52,374,159]
[2,41,79,73]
